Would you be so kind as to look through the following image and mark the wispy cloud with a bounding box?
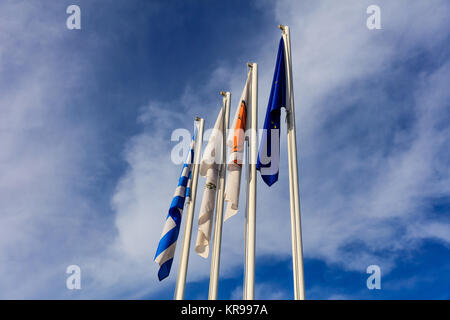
[105,0,450,298]
[0,1,111,298]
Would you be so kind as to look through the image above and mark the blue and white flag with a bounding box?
[256,37,287,186]
[154,124,197,281]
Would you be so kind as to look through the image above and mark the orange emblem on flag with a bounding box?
[231,101,247,165]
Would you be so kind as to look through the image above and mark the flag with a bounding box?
[257,37,286,186]
[224,70,251,221]
[195,108,224,258]
[154,123,198,281]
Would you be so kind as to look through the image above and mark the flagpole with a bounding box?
[208,91,231,300]
[243,138,249,299]
[244,62,258,300]
[174,116,205,300]
[279,24,306,300]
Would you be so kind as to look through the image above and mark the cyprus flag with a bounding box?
[224,71,251,221]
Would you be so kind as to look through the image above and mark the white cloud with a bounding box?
[105,0,450,299]
[0,2,110,298]
[270,0,450,270]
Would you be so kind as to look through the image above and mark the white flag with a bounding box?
[224,71,251,221]
[195,108,223,258]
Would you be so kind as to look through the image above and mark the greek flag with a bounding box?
[154,124,198,281]
[257,37,286,186]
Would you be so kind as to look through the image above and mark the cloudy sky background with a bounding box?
[0,0,449,299]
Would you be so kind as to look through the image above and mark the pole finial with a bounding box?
[220,91,226,96]
[278,24,285,30]
[195,116,201,121]
[247,62,253,68]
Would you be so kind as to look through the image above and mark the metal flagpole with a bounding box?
[244,62,258,300]
[208,91,231,300]
[243,139,249,300]
[174,117,205,300]
[279,24,306,300]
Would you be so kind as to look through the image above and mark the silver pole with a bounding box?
[208,91,231,300]
[280,24,306,300]
[174,117,205,300]
[243,139,250,300]
[244,63,258,300]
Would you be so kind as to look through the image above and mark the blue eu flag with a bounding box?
[257,37,287,186]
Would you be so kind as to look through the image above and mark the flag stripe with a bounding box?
[154,219,180,260]
[158,258,174,281]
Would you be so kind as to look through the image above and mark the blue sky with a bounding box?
[0,0,449,299]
